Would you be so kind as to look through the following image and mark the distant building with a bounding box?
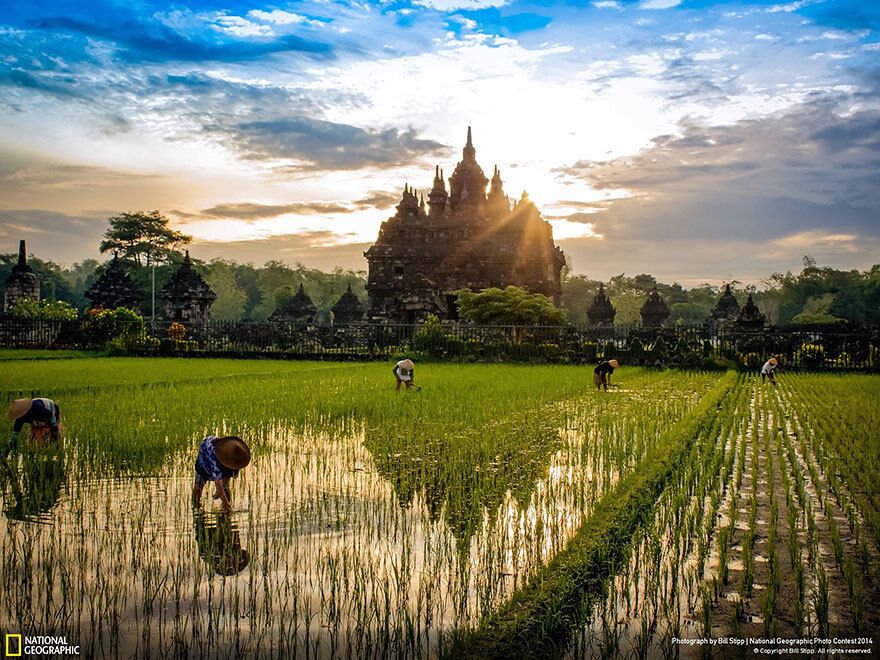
[365,128,566,323]
[331,283,364,324]
[736,294,766,328]
[85,253,141,310]
[160,251,216,324]
[640,287,670,327]
[3,240,40,314]
[586,283,616,327]
[270,283,317,324]
[708,284,741,325]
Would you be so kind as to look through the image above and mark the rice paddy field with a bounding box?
[1,355,878,658]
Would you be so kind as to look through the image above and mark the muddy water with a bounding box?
[0,416,627,659]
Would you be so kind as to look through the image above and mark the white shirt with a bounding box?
[761,360,776,375]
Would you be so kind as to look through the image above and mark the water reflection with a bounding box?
[2,451,65,523]
[194,511,250,576]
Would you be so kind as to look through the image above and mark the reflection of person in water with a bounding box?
[193,511,250,576]
[3,452,66,522]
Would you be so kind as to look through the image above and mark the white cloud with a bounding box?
[412,0,511,10]
[639,0,682,9]
[247,9,321,27]
[212,15,273,37]
[754,34,775,41]
[592,1,621,9]
[767,0,811,13]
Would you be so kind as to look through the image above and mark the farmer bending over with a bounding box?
[192,435,250,511]
[394,358,415,391]
[593,359,619,392]
[5,398,63,454]
[761,357,778,385]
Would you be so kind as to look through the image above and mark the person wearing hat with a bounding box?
[761,357,779,385]
[593,359,619,391]
[5,397,62,453]
[393,358,416,391]
[192,435,251,511]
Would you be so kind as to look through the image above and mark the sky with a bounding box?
[0,0,878,286]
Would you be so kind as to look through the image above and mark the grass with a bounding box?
[1,356,877,658]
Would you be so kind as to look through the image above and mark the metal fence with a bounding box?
[0,318,877,371]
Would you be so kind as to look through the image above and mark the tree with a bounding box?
[204,261,247,321]
[99,211,191,266]
[455,286,567,325]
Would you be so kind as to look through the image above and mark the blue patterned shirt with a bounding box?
[195,436,238,481]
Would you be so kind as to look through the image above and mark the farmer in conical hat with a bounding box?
[192,435,251,512]
[5,398,63,453]
[593,359,619,392]
[393,358,416,391]
[761,357,779,385]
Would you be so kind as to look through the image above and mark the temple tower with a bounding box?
[587,283,616,327]
[3,240,40,314]
[271,283,317,324]
[85,253,141,310]
[640,287,670,327]
[708,284,741,324]
[331,283,365,324]
[448,127,488,213]
[160,251,216,324]
[736,294,766,328]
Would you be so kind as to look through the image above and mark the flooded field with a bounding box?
[1,357,721,657]
[3,359,878,658]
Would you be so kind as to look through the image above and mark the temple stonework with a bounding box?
[160,251,216,324]
[737,294,766,328]
[331,283,364,324]
[3,240,40,314]
[85,253,141,310]
[270,283,317,324]
[365,128,566,323]
[640,287,670,328]
[708,284,741,325]
[587,283,616,327]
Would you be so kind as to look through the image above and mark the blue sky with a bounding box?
[0,0,878,283]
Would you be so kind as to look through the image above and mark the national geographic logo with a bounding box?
[4,635,79,656]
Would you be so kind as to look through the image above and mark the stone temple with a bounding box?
[3,240,40,314]
[365,128,566,323]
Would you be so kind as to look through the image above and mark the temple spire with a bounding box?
[462,126,475,161]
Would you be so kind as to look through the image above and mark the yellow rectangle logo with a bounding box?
[5,634,22,657]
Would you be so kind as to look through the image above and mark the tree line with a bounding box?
[1,211,878,326]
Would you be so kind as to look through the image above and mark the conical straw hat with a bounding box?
[769,357,778,365]
[6,398,33,420]
[215,436,251,470]
[399,359,414,370]
[608,359,619,368]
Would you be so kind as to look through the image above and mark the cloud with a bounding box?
[222,118,447,170]
[199,201,354,220]
[31,14,331,63]
[412,0,512,11]
[640,0,682,10]
[556,98,880,248]
[353,191,399,209]
[191,235,371,271]
[0,209,107,264]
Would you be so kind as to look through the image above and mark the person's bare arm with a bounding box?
[214,479,232,510]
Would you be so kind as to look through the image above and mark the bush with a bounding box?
[798,342,825,369]
[81,307,145,348]
[739,352,763,370]
[409,315,467,359]
[167,322,186,341]
[11,299,78,321]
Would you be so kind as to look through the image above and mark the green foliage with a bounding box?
[455,286,567,326]
[10,299,78,321]
[409,315,466,359]
[791,293,847,325]
[80,307,145,348]
[99,210,191,266]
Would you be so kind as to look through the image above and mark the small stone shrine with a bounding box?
[736,294,766,328]
[160,251,216,324]
[85,253,141,310]
[3,240,40,314]
[708,284,741,324]
[331,283,364,324]
[640,287,670,328]
[586,283,616,326]
[270,283,317,324]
